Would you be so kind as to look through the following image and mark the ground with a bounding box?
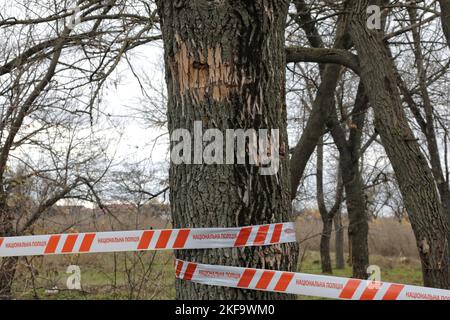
[10,250,422,300]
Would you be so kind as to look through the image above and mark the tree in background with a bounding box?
[347,0,450,287]
[0,0,160,298]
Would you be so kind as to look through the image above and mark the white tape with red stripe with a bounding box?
[3,221,450,300]
[0,222,296,257]
[175,260,450,300]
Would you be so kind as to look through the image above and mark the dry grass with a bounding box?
[12,208,176,300]
[295,212,419,259]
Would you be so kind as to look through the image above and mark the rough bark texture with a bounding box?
[408,6,450,269]
[340,158,368,279]
[156,0,298,299]
[319,218,333,274]
[347,234,353,267]
[439,0,450,48]
[348,0,450,288]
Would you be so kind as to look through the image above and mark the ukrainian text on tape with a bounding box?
[175,260,450,300]
[0,222,296,257]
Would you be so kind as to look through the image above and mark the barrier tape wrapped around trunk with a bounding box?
[2,221,450,300]
[0,222,296,257]
[175,260,450,300]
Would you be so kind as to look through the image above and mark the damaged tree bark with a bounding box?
[156,0,298,299]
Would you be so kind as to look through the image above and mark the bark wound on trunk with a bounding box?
[156,0,297,300]
[169,39,237,104]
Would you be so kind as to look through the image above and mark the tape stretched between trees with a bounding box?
[0,222,296,257]
[175,260,450,300]
[2,221,449,301]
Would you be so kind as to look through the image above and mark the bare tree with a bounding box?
[316,135,343,274]
[348,0,450,288]
[0,0,160,298]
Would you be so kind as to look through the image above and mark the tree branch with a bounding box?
[286,47,360,75]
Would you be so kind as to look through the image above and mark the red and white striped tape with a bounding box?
[4,222,449,301]
[175,260,450,300]
[0,222,296,257]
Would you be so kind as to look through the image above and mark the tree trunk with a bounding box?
[334,209,345,269]
[320,218,333,274]
[408,6,450,271]
[326,81,370,279]
[439,0,450,48]
[342,164,369,278]
[316,136,343,275]
[348,0,450,288]
[347,233,353,267]
[156,0,298,300]
[328,137,368,278]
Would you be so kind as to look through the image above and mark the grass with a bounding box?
[10,249,423,300]
[299,251,422,285]
[12,251,176,300]
[296,251,423,300]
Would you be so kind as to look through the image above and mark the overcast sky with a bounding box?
[102,41,169,167]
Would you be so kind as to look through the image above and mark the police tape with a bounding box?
[0,222,296,257]
[175,260,450,300]
[2,222,450,300]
